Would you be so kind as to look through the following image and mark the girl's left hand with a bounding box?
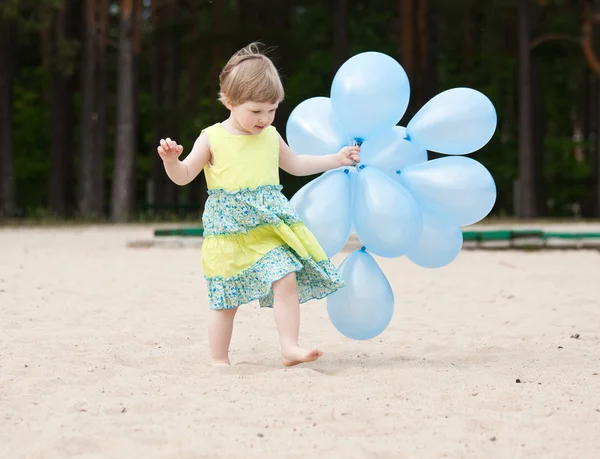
[337,145,361,167]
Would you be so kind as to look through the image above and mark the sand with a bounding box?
[1,224,599,459]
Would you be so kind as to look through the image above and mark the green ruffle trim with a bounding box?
[207,184,283,196]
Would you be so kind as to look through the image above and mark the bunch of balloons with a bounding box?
[287,51,498,341]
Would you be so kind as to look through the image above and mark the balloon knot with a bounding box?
[353,138,364,146]
[395,170,402,175]
[358,164,366,170]
[343,168,349,174]
[360,246,367,252]
[403,132,411,141]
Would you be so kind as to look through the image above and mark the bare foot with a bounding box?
[212,359,231,367]
[281,346,322,367]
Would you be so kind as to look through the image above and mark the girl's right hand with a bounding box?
[157,138,184,163]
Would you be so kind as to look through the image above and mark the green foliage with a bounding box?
[53,34,80,78]
[1,0,64,31]
[12,67,52,212]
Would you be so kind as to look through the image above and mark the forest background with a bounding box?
[1,0,600,223]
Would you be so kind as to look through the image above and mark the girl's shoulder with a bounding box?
[200,123,230,151]
[201,122,223,136]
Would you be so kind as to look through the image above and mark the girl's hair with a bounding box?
[218,42,284,107]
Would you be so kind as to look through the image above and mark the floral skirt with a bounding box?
[201,185,345,310]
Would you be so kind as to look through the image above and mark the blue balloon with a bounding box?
[286,97,348,156]
[406,88,497,155]
[360,126,428,177]
[405,211,463,268]
[353,166,422,258]
[327,249,394,340]
[331,52,410,141]
[398,156,497,226]
[291,170,352,257]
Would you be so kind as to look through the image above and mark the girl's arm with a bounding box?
[278,133,360,177]
[158,133,211,186]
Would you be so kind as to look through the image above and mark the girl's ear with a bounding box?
[222,97,233,111]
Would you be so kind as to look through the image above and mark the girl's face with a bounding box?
[230,101,278,135]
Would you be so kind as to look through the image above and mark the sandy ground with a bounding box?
[1,224,599,459]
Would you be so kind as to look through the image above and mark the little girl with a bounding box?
[157,43,360,367]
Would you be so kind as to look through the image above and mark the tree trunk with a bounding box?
[0,14,15,218]
[594,65,600,217]
[151,0,179,212]
[129,0,142,212]
[133,0,142,130]
[416,0,435,111]
[92,0,109,216]
[397,0,435,126]
[398,0,432,121]
[332,0,348,72]
[187,0,216,215]
[112,0,136,222]
[596,78,600,216]
[531,53,546,216]
[517,0,538,218]
[580,0,600,216]
[78,0,98,218]
[48,0,77,217]
[593,0,600,216]
[151,0,165,212]
[164,1,180,207]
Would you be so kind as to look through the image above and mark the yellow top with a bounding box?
[202,123,280,191]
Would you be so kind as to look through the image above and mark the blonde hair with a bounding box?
[218,42,285,107]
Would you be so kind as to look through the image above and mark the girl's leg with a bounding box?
[208,307,238,365]
[272,272,322,366]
